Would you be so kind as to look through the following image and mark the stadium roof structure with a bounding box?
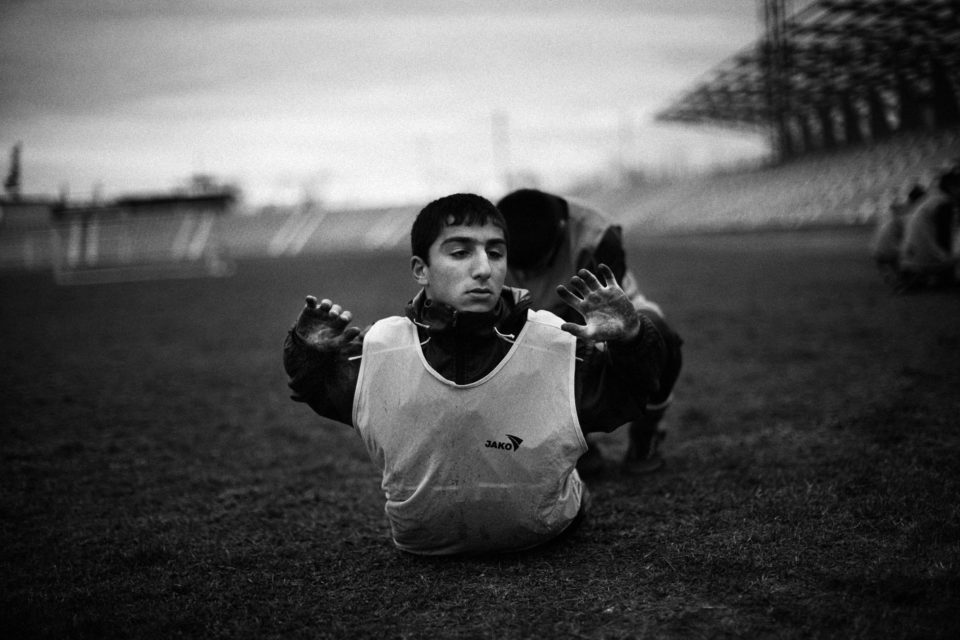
[655,0,960,158]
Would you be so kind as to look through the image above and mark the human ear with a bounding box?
[411,256,429,286]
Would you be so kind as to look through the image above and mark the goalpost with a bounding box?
[50,209,235,285]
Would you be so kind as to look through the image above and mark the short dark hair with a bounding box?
[410,193,508,263]
[496,189,568,269]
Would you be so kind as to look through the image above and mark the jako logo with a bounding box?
[485,434,523,451]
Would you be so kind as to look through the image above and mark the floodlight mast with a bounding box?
[760,0,796,161]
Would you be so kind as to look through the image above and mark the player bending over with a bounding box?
[496,188,683,475]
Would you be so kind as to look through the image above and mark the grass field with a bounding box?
[2,226,959,639]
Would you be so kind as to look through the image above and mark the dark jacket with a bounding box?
[283,286,669,434]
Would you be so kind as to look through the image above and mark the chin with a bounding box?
[459,300,497,313]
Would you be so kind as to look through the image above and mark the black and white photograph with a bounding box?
[2,1,959,638]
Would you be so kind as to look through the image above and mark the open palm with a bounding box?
[556,264,640,342]
[295,296,362,348]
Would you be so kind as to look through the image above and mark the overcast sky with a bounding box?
[0,0,767,208]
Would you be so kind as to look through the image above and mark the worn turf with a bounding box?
[1,227,958,639]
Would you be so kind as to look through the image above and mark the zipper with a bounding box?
[452,310,465,384]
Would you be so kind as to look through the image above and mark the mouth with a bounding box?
[466,288,492,296]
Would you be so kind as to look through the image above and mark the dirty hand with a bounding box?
[556,264,640,342]
[295,296,362,348]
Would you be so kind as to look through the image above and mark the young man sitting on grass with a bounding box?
[283,193,672,555]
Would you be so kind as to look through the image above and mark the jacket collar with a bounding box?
[404,287,531,336]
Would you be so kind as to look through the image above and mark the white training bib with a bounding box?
[353,309,587,555]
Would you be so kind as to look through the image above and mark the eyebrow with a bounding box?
[440,236,506,248]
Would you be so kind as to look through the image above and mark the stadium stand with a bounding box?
[211,205,419,259]
[587,127,960,234]
[655,0,960,157]
[580,0,960,234]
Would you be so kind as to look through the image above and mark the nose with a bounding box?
[471,249,492,280]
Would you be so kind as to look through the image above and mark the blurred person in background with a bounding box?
[496,189,683,475]
[283,193,673,555]
[870,183,925,290]
[897,165,960,292]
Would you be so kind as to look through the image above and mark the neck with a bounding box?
[421,297,501,333]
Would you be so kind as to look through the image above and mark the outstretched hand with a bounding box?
[556,264,640,342]
[295,296,362,348]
